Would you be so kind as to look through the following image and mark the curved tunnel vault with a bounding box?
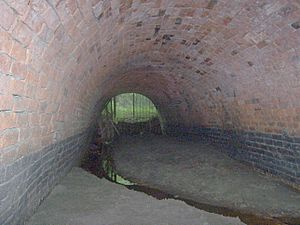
[0,0,300,224]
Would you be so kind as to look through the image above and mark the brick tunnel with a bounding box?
[0,0,300,224]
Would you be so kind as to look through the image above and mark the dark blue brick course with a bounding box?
[166,125,300,186]
[0,127,95,225]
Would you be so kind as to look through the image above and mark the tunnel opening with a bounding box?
[81,92,165,185]
[99,92,163,139]
[80,91,300,225]
[80,94,300,225]
[2,0,300,224]
[79,92,300,225]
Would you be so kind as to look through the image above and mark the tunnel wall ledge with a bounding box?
[166,125,300,187]
[0,127,95,225]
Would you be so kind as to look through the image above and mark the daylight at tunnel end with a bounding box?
[0,0,300,224]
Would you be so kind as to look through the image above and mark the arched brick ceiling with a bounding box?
[1,0,300,160]
[91,0,300,134]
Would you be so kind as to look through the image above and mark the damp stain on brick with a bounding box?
[278,5,297,17]
[231,50,238,56]
[215,86,222,92]
[175,17,182,25]
[193,39,200,45]
[181,39,187,45]
[223,16,232,26]
[291,21,300,29]
[162,34,174,41]
[154,25,161,36]
[248,61,254,67]
[205,58,211,63]
[153,38,161,45]
[201,58,213,66]
[136,21,142,27]
[207,0,218,10]
[196,70,207,76]
[158,9,166,17]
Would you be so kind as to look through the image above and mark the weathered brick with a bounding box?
[10,62,27,80]
[24,9,44,33]
[0,54,12,74]
[66,0,77,15]
[29,0,49,14]
[0,74,11,95]
[7,0,30,17]
[13,96,28,112]
[38,23,54,43]
[24,83,36,98]
[10,79,25,96]
[0,0,298,222]
[0,112,16,131]
[10,40,27,62]
[0,182,11,201]
[0,1,16,30]
[0,95,14,112]
[291,20,300,29]
[16,113,29,128]
[42,8,60,31]
[0,128,19,148]
[181,127,300,185]
[0,30,13,53]
[12,22,34,46]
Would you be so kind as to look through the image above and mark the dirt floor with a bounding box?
[112,134,300,223]
[27,167,246,225]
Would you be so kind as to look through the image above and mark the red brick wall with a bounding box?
[1,0,300,164]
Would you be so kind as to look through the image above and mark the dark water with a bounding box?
[82,144,298,225]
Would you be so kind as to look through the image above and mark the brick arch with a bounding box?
[1,1,300,223]
[93,69,190,128]
[90,0,300,135]
[1,0,299,159]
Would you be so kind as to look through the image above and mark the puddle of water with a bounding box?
[102,159,135,185]
[82,144,299,225]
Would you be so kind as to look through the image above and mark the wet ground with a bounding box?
[27,167,246,225]
[112,134,300,225]
[27,134,300,225]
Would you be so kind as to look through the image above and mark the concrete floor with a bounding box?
[112,135,300,220]
[27,167,245,225]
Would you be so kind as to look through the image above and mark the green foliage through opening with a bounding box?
[102,93,159,123]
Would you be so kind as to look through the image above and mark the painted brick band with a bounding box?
[0,128,94,225]
[166,125,300,186]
